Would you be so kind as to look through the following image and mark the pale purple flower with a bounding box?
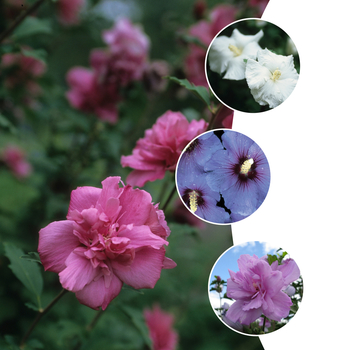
[225,254,294,325]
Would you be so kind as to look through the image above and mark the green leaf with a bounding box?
[120,306,153,349]
[168,223,200,240]
[4,243,43,309]
[0,114,17,134]
[122,284,144,294]
[166,76,211,108]
[176,33,207,49]
[25,302,40,311]
[12,17,52,40]
[21,48,47,65]
[20,252,42,264]
[267,254,278,265]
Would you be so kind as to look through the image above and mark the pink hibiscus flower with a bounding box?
[185,4,237,87]
[57,0,85,26]
[121,110,208,187]
[2,145,32,179]
[38,176,176,310]
[144,304,178,350]
[65,67,120,124]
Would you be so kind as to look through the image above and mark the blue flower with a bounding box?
[204,130,270,221]
[176,132,230,224]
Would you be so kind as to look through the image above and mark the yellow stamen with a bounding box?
[271,69,282,81]
[241,158,254,175]
[228,44,242,57]
[189,191,198,213]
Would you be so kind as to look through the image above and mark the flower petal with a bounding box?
[75,273,123,310]
[112,247,165,289]
[59,252,99,292]
[226,300,262,325]
[68,186,101,214]
[38,220,80,273]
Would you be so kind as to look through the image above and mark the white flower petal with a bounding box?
[245,48,299,108]
[208,29,263,81]
[232,29,264,47]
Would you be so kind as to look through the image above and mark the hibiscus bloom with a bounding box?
[144,304,178,350]
[38,176,176,310]
[225,254,295,325]
[245,48,299,108]
[1,145,32,179]
[176,131,231,223]
[121,111,208,187]
[208,29,263,80]
[204,130,270,222]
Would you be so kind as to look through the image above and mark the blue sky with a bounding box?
[208,241,281,309]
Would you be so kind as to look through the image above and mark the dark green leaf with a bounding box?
[25,302,40,311]
[21,48,47,65]
[20,252,42,265]
[12,17,52,40]
[0,114,17,134]
[166,76,211,108]
[4,243,43,309]
[122,284,144,294]
[120,306,153,349]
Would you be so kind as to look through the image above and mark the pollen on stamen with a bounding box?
[189,190,198,213]
[228,44,242,57]
[271,69,282,81]
[240,158,254,175]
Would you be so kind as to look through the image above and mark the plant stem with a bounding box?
[0,0,47,44]
[86,309,105,332]
[161,184,177,212]
[20,289,68,348]
[262,315,267,333]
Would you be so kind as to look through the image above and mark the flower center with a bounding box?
[271,69,282,81]
[189,190,199,213]
[228,44,242,57]
[240,158,254,175]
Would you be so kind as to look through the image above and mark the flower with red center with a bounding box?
[204,130,270,222]
[225,254,294,325]
[144,304,178,350]
[38,176,176,310]
[121,110,208,187]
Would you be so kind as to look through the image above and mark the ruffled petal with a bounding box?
[38,220,80,273]
[226,300,262,325]
[68,186,101,214]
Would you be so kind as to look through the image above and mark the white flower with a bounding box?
[245,48,299,108]
[208,29,264,80]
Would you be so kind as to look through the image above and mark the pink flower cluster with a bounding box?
[144,304,178,350]
[185,4,237,87]
[121,110,208,187]
[56,0,85,26]
[38,176,176,310]
[226,254,300,325]
[1,145,32,179]
[66,18,150,124]
[1,48,46,101]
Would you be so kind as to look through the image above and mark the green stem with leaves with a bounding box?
[0,0,47,44]
[20,289,68,349]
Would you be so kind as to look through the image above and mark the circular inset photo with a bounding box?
[175,129,270,224]
[209,242,303,335]
[205,18,300,113]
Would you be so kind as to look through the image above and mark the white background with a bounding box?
[231,0,350,348]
